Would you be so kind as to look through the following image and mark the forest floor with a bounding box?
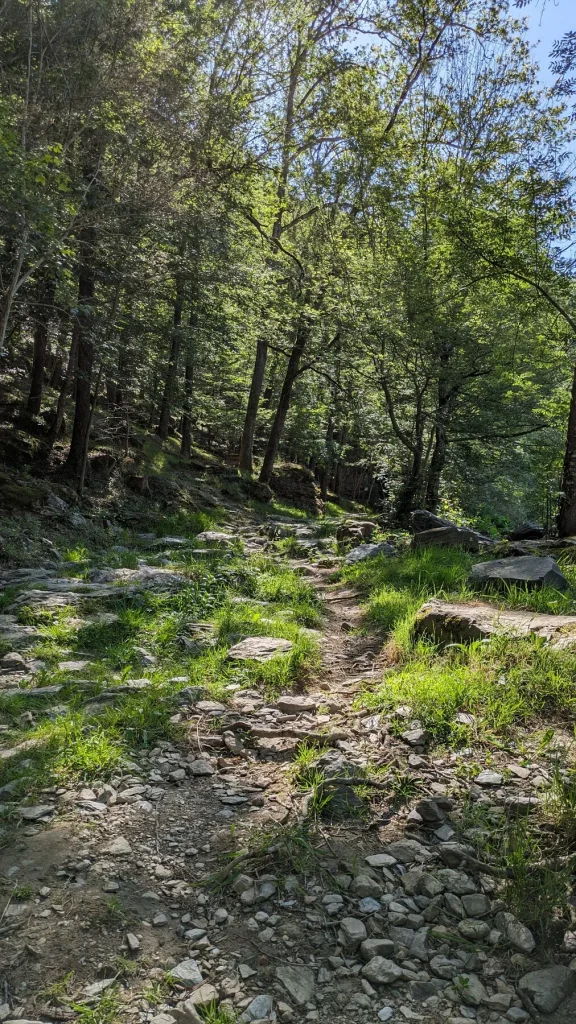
[2,486,576,1024]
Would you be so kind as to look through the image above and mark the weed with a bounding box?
[199,1001,237,1024]
[71,991,121,1024]
[40,970,75,1005]
[11,883,33,900]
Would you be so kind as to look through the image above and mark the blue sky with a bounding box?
[524,0,573,86]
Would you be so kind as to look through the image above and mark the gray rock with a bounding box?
[338,916,367,950]
[412,526,481,553]
[508,522,545,541]
[361,957,404,985]
[494,911,535,953]
[470,554,568,592]
[100,836,132,855]
[358,897,382,914]
[19,804,54,821]
[227,637,293,661]
[518,965,576,1013]
[275,695,318,713]
[458,918,490,940]
[411,509,454,532]
[505,1008,529,1022]
[352,874,383,898]
[345,542,395,564]
[240,994,274,1021]
[461,893,491,917]
[454,973,488,1007]
[430,955,463,980]
[408,979,448,1000]
[275,965,315,1005]
[384,839,430,864]
[475,770,503,786]
[171,959,203,987]
[360,938,396,961]
[436,869,477,895]
[366,853,398,868]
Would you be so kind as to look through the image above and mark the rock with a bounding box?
[385,840,430,864]
[171,959,203,987]
[84,979,116,997]
[100,837,132,856]
[269,464,323,514]
[505,1009,529,1022]
[413,598,576,649]
[19,804,54,820]
[195,700,227,713]
[436,869,476,895]
[275,695,318,713]
[196,531,236,545]
[345,542,395,564]
[401,728,429,747]
[508,522,545,541]
[453,973,488,1006]
[188,759,216,775]
[430,956,463,980]
[338,916,367,950]
[494,912,535,953]
[0,651,27,671]
[475,770,503,786]
[366,853,398,868]
[239,994,274,1021]
[150,1015,177,1024]
[412,526,481,553]
[352,874,383,898]
[227,637,293,661]
[126,932,140,951]
[276,965,315,1005]
[411,509,454,532]
[470,555,568,592]
[518,965,576,1013]
[185,984,219,1007]
[377,1009,394,1023]
[458,919,490,940]
[361,939,396,961]
[361,957,404,985]
[461,893,491,917]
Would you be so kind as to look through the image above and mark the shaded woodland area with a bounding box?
[1,0,576,530]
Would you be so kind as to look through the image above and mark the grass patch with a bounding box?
[358,635,576,744]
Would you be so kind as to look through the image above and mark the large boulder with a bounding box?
[411,525,481,553]
[508,521,545,541]
[336,520,378,542]
[227,637,293,661]
[414,598,576,649]
[410,509,453,533]
[470,555,568,592]
[345,541,395,564]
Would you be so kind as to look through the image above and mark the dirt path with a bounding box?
[1,518,575,1024]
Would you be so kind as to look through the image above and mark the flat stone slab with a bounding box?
[412,525,481,552]
[195,531,236,545]
[275,694,319,713]
[345,542,395,564]
[227,637,294,661]
[470,554,568,591]
[415,598,576,648]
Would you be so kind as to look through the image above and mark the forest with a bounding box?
[1,0,576,529]
[6,3,576,1024]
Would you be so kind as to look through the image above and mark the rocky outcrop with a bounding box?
[470,554,569,591]
[412,525,482,552]
[414,598,576,648]
[269,464,323,513]
[507,521,545,541]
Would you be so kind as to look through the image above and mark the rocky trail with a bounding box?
[1,513,576,1024]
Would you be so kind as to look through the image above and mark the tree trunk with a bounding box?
[259,323,308,484]
[181,313,197,458]
[239,338,268,471]
[46,326,78,449]
[26,270,56,416]
[157,274,185,440]
[394,397,425,525]
[559,363,576,536]
[63,239,96,477]
[424,385,457,512]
